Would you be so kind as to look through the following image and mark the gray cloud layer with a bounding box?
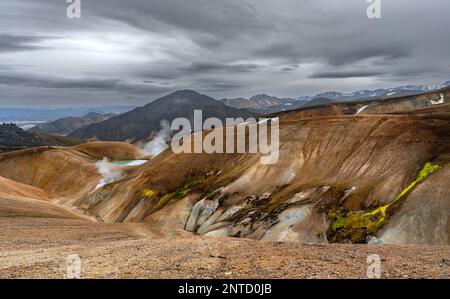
[0,0,449,107]
[0,34,54,53]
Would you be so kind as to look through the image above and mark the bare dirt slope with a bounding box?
[0,146,100,200]
[0,142,147,201]
[0,195,448,279]
[70,141,148,161]
[0,175,55,201]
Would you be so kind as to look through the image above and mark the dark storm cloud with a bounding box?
[132,68,180,81]
[252,44,305,64]
[252,38,412,67]
[0,34,54,53]
[181,62,260,74]
[132,61,259,83]
[325,45,412,67]
[89,0,269,39]
[309,70,385,79]
[0,0,449,107]
[0,73,171,94]
[0,73,118,89]
[281,67,296,72]
[196,80,247,92]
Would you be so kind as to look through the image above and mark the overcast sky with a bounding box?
[0,0,449,107]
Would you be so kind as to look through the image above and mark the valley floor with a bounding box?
[0,210,448,279]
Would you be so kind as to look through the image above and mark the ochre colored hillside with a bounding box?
[0,175,55,201]
[0,104,449,245]
[71,106,449,244]
[71,141,148,161]
[0,142,147,201]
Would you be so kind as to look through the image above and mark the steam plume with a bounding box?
[94,157,123,190]
[144,120,171,158]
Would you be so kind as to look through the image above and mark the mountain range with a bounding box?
[70,90,254,142]
[0,106,135,122]
[221,94,305,111]
[30,112,116,136]
[221,80,450,113]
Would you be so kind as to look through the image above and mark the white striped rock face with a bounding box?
[378,167,450,245]
[145,194,198,229]
[185,199,206,232]
[261,205,328,243]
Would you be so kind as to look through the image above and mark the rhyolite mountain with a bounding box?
[70,90,255,142]
[31,112,116,136]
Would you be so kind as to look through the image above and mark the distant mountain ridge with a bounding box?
[221,94,310,114]
[0,123,82,150]
[0,106,135,122]
[220,80,450,114]
[70,90,255,142]
[248,94,287,108]
[311,84,447,102]
[220,97,259,109]
[31,112,117,136]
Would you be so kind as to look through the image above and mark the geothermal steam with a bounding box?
[94,157,123,190]
[144,120,171,158]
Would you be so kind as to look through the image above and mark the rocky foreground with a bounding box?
[0,197,448,279]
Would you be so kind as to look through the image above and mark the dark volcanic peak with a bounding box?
[70,90,254,142]
[31,112,116,136]
[151,89,223,106]
[0,123,83,149]
[0,123,42,147]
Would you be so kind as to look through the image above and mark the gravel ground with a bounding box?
[0,217,449,279]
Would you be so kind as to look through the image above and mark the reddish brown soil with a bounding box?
[0,205,448,279]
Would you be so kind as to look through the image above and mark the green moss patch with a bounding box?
[152,171,218,211]
[327,162,442,243]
